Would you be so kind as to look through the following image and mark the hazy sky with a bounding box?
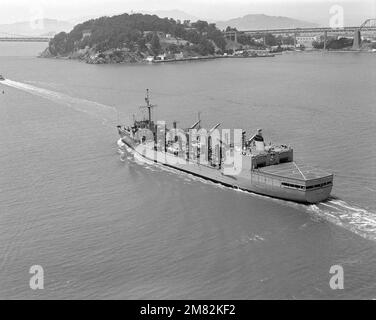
[1,0,375,26]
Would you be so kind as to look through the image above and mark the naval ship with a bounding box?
[117,90,333,203]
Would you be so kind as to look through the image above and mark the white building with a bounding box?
[155,54,166,61]
[296,36,320,48]
[81,29,92,40]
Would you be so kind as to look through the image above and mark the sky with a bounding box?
[1,0,375,26]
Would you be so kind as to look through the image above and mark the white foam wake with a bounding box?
[2,79,118,126]
[310,200,376,240]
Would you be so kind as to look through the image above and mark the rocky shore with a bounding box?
[39,47,146,64]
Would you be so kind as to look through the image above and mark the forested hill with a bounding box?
[45,13,227,63]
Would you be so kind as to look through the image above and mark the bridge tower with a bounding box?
[323,31,328,50]
[352,28,361,50]
[352,19,376,50]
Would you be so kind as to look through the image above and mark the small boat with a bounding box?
[0,75,5,81]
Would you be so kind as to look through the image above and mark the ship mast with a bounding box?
[140,89,157,129]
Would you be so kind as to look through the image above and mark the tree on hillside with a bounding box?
[264,33,277,46]
[207,27,226,52]
[167,44,179,54]
[186,29,201,44]
[236,34,265,48]
[137,38,147,51]
[192,20,209,33]
[225,26,237,32]
[197,39,215,55]
[150,32,161,55]
[327,38,353,49]
[47,13,228,58]
[312,38,353,50]
[49,32,69,55]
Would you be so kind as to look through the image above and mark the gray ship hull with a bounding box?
[119,134,333,204]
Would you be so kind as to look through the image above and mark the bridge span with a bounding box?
[0,32,52,42]
[224,19,376,50]
[228,26,376,36]
[0,37,51,42]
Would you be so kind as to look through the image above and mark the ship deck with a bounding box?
[257,162,332,181]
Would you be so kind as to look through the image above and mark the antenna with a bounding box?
[190,120,201,130]
[139,89,157,129]
[173,120,179,129]
[189,112,202,130]
[172,120,179,142]
[209,123,221,135]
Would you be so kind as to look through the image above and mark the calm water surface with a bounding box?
[0,42,375,299]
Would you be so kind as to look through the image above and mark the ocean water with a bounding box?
[0,42,375,299]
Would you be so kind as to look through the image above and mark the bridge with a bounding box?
[0,32,52,42]
[224,18,376,50]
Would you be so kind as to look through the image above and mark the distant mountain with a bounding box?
[216,14,319,31]
[0,19,73,37]
[140,9,201,22]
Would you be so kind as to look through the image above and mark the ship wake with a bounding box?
[309,200,376,241]
[1,79,118,127]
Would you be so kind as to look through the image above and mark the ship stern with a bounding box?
[304,175,334,203]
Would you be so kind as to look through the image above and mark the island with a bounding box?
[40,13,229,64]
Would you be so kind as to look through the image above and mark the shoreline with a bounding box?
[151,54,275,64]
[300,48,376,54]
[38,48,375,65]
[38,52,277,65]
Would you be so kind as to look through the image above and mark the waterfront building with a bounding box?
[296,36,320,48]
